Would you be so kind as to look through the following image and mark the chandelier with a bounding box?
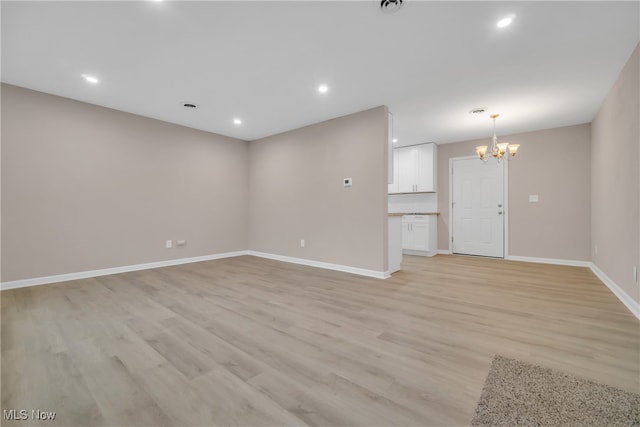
[475,114,520,162]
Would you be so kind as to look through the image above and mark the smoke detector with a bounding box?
[380,0,403,13]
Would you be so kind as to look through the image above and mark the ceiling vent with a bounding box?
[469,107,488,115]
[182,102,198,109]
[380,0,403,13]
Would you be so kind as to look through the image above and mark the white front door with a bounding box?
[451,158,505,258]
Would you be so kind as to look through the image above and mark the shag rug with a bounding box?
[471,355,640,426]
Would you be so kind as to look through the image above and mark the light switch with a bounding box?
[529,194,539,202]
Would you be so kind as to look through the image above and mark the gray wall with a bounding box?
[591,43,639,304]
[437,123,592,262]
[4,38,636,294]
[1,85,389,282]
[1,84,249,282]
[249,106,389,272]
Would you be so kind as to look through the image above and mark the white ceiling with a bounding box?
[2,1,639,145]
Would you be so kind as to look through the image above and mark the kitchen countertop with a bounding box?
[388,212,440,216]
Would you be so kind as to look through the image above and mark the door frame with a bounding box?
[448,156,509,258]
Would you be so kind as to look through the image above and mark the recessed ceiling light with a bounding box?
[318,84,329,94]
[233,118,242,125]
[497,16,514,28]
[82,74,98,84]
[392,138,398,143]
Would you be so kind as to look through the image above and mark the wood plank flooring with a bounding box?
[2,255,639,426]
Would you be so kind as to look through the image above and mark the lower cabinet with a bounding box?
[401,215,437,256]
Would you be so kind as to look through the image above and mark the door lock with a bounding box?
[498,211,503,215]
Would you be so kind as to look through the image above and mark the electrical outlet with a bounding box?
[165,240,172,249]
[529,194,539,202]
[634,266,638,283]
[594,244,598,255]
[343,178,353,187]
[176,240,186,247]
[300,239,305,248]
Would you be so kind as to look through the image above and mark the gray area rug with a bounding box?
[471,355,640,426]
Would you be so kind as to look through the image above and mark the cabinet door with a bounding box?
[397,146,418,193]
[401,220,413,250]
[388,148,399,194]
[411,221,430,251]
[415,143,434,192]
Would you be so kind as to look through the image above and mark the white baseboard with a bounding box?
[1,249,388,291]
[437,249,452,255]
[0,250,249,291]
[506,255,639,320]
[589,263,640,320]
[6,250,636,320]
[402,249,437,257]
[506,255,591,268]
[247,251,388,279]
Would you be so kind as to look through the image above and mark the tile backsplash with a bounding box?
[388,193,438,213]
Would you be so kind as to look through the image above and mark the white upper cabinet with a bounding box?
[388,148,399,194]
[397,147,418,192]
[391,143,437,193]
[415,143,435,192]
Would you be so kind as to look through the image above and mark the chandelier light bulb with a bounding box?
[476,146,488,160]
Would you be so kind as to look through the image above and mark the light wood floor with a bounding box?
[2,255,639,426]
